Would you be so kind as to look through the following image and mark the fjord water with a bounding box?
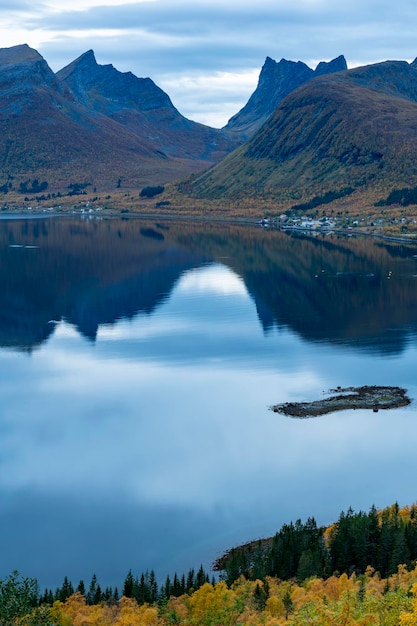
[1,216,417,590]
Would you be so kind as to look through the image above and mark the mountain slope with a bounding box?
[0,45,236,198]
[57,50,238,162]
[224,55,347,139]
[184,60,417,209]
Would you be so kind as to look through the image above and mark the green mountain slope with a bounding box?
[182,60,417,211]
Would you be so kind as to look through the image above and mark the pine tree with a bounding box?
[94,584,103,604]
[148,570,158,603]
[122,570,134,598]
[77,580,86,596]
[186,568,195,593]
[163,575,171,599]
[195,565,206,589]
[86,574,98,605]
[58,576,73,602]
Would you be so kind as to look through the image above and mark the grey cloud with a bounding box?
[11,0,417,125]
[27,0,417,38]
[35,1,417,78]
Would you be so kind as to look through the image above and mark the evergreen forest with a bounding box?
[3,502,417,625]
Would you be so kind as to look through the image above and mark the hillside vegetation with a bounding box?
[0,44,237,202]
[3,45,417,227]
[3,501,417,625]
[5,569,417,625]
[179,61,417,218]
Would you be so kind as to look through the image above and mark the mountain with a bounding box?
[57,50,238,162]
[184,60,417,210]
[224,55,347,139]
[0,44,237,199]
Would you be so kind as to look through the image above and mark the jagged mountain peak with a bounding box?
[186,58,417,211]
[58,48,137,84]
[0,43,67,108]
[258,56,312,85]
[0,43,43,65]
[56,47,238,163]
[57,50,172,111]
[314,54,347,76]
[224,54,347,138]
[78,49,96,62]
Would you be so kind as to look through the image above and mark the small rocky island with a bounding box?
[271,385,410,418]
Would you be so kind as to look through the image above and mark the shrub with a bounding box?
[140,185,164,198]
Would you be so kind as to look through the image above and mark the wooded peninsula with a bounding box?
[3,501,417,625]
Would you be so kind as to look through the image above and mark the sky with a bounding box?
[1,0,417,127]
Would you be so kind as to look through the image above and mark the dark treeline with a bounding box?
[38,564,213,607]
[215,502,417,585]
[290,186,354,212]
[375,184,417,206]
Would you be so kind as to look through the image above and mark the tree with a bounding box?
[252,579,269,611]
[77,580,86,596]
[0,571,39,625]
[123,570,134,598]
[58,576,74,602]
[139,185,164,198]
[282,588,294,620]
[86,573,98,605]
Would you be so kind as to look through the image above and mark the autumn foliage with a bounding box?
[8,566,417,626]
[4,502,417,625]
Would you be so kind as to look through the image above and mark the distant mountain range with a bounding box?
[2,44,417,211]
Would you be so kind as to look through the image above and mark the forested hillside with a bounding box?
[2,501,417,625]
[3,565,417,625]
[215,502,417,585]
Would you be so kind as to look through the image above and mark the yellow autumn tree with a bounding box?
[182,581,243,625]
[57,593,114,626]
[113,596,160,626]
[399,583,417,625]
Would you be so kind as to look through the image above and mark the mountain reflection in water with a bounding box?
[0,217,417,352]
[0,216,417,590]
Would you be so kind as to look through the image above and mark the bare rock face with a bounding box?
[224,54,347,139]
[57,49,172,112]
[57,50,239,161]
[314,54,347,77]
[0,44,70,114]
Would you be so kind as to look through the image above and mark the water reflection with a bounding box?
[0,217,417,590]
[0,217,417,352]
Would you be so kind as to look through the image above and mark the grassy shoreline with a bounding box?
[1,187,417,240]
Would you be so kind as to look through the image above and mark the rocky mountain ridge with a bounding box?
[0,44,238,197]
[57,50,237,162]
[3,43,417,216]
[184,57,417,212]
[224,54,347,138]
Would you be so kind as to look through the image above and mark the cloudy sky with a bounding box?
[1,0,417,127]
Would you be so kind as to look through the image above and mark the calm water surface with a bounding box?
[1,216,417,589]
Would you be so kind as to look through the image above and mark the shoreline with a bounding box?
[0,208,417,244]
